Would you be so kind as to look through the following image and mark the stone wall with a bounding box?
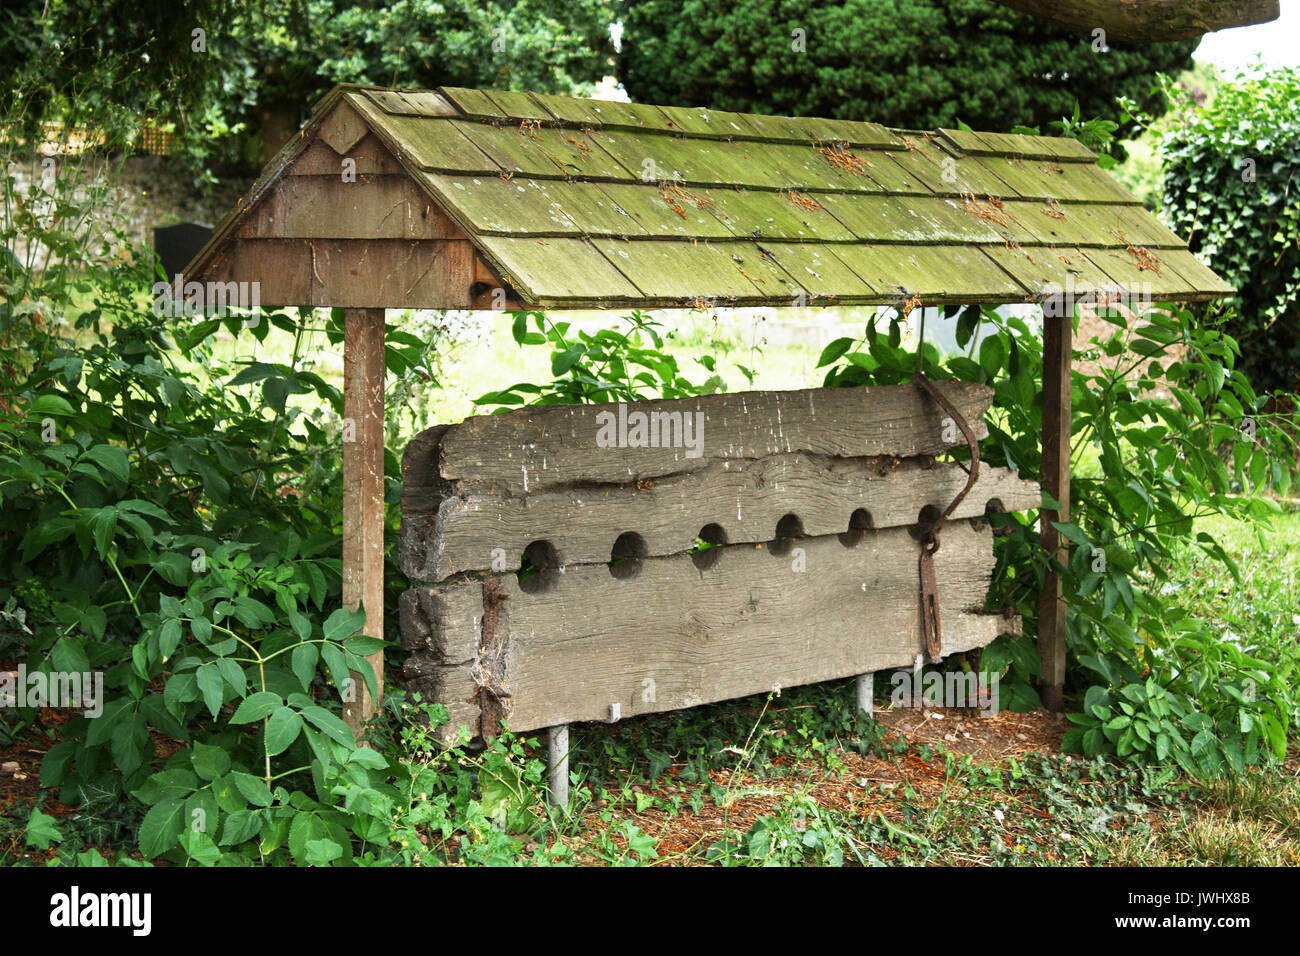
[4,152,253,272]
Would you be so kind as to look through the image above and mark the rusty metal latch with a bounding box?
[913,374,981,663]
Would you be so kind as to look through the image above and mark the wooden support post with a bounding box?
[856,673,874,717]
[342,308,386,735]
[548,725,569,808]
[1038,316,1071,712]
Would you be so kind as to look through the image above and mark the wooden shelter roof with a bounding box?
[187,84,1233,310]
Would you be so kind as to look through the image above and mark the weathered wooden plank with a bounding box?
[447,120,585,178]
[402,655,481,739]
[401,454,1039,583]
[204,239,475,308]
[761,141,897,192]
[1084,247,1198,300]
[594,238,799,303]
[481,89,558,122]
[342,307,386,733]
[318,99,369,155]
[422,174,581,235]
[762,243,881,299]
[583,100,676,132]
[476,236,643,303]
[527,91,606,127]
[357,110,500,174]
[362,89,458,117]
[236,175,465,240]
[436,87,510,121]
[817,194,1007,244]
[657,104,768,140]
[398,578,482,661]
[1159,249,1236,297]
[592,183,736,239]
[1111,205,1188,249]
[938,129,1096,163]
[287,134,407,176]
[704,188,857,242]
[827,243,1029,301]
[890,147,1028,199]
[981,243,1118,302]
[314,239,474,308]
[404,521,1014,737]
[201,240,311,306]
[435,382,995,495]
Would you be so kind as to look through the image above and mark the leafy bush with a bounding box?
[473,310,733,410]
[815,302,1297,774]
[0,139,558,865]
[1161,66,1300,394]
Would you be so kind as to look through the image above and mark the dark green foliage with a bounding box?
[0,144,571,864]
[815,301,1297,773]
[1161,67,1300,394]
[2,0,615,175]
[617,0,1194,138]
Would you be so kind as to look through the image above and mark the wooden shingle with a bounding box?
[185,83,1235,309]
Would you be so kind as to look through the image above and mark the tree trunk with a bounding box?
[992,0,1278,44]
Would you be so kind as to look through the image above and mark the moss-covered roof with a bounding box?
[190,84,1233,309]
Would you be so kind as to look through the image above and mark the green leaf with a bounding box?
[345,747,388,770]
[159,619,182,659]
[196,663,225,718]
[27,394,75,417]
[180,830,223,866]
[265,706,303,756]
[230,771,273,808]
[24,808,64,850]
[230,691,282,725]
[816,337,855,367]
[289,811,328,865]
[304,838,344,866]
[138,798,186,859]
[291,643,319,691]
[301,705,355,748]
[82,444,129,483]
[220,809,264,847]
[323,606,366,644]
[190,742,232,781]
[344,634,385,656]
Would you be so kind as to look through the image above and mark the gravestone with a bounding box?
[153,222,212,280]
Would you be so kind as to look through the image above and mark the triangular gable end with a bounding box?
[187,90,525,310]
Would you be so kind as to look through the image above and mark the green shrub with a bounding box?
[815,303,1297,774]
[0,141,556,865]
[1161,66,1300,394]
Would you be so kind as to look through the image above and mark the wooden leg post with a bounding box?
[1038,315,1071,712]
[342,308,386,735]
[856,673,874,717]
[548,725,569,808]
